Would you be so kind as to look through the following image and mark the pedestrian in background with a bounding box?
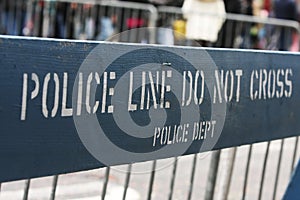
[182,0,226,46]
[274,0,298,51]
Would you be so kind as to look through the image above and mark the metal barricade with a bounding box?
[157,6,300,51]
[0,0,158,43]
[156,6,300,200]
[1,2,300,200]
[0,0,27,36]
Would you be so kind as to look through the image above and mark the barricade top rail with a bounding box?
[1,35,300,182]
[40,0,159,43]
[44,0,158,17]
[45,0,158,20]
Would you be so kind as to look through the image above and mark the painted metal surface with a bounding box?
[283,160,300,200]
[0,36,300,182]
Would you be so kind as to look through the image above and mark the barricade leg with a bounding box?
[283,159,300,200]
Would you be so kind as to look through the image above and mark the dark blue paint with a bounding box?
[0,36,300,182]
[283,160,300,200]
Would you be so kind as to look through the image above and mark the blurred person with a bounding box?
[3,1,26,35]
[0,0,7,34]
[172,18,186,45]
[55,2,68,38]
[274,0,298,50]
[97,15,115,41]
[242,0,253,15]
[79,4,95,40]
[274,0,297,20]
[263,0,272,14]
[182,0,226,46]
[215,0,244,48]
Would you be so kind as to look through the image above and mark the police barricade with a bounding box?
[0,3,159,199]
[1,35,300,200]
[0,0,157,43]
[157,5,300,200]
[0,1,157,199]
[1,2,300,200]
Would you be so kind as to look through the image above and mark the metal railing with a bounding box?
[0,1,300,200]
[157,6,300,51]
[0,0,158,43]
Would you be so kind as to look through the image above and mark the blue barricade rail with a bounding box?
[0,35,300,182]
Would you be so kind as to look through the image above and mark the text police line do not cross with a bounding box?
[20,68,292,120]
[1,36,300,181]
[18,44,294,168]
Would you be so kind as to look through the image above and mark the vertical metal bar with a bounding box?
[258,141,271,200]
[243,22,252,49]
[115,7,123,35]
[42,0,50,37]
[0,182,2,192]
[187,154,198,200]
[272,139,285,200]
[121,7,128,32]
[242,144,253,200]
[102,167,110,200]
[13,0,17,34]
[96,5,106,40]
[136,10,143,43]
[204,150,221,200]
[226,20,235,48]
[32,1,40,36]
[7,0,15,35]
[50,175,59,200]
[24,0,33,36]
[122,164,132,200]
[81,2,88,39]
[93,4,99,39]
[15,0,22,35]
[48,2,56,37]
[38,0,44,37]
[121,8,130,42]
[139,10,149,43]
[233,22,243,48]
[214,24,223,47]
[168,157,178,200]
[72,2,78,39]
[0,0,6,34]
[79,3,84,38]
[217,147,237,200]
[90,5,97,39]
[94,4,100,39]
[147,7,157,44]
[64,3,73,39]
[23,179,31,200]
[129,9,138,43]
[1,0,7,26]
[225,148,236,199]
[284,28,291,51]
[291,137,299,175]
[147,160,157,200]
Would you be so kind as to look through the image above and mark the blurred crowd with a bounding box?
[0,0,299,51]
[179,0,300,50]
